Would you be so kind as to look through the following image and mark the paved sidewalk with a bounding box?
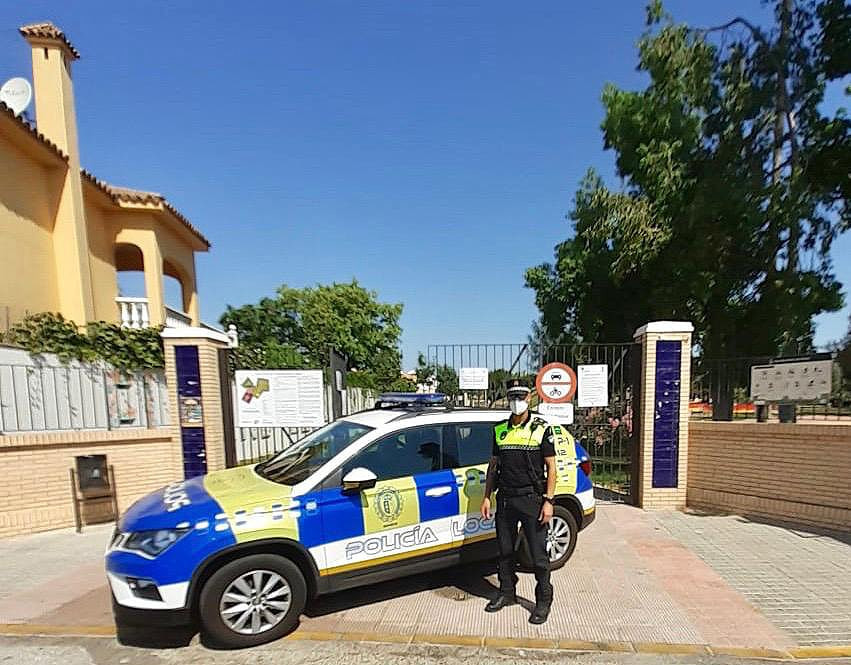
[0,504,849,654]
[0,523,112,626]
[658,510,851,646]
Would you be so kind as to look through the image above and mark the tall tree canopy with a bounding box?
[221,280,404,389]
[526,0,850,357]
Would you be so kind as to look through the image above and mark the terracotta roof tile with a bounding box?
[0,101,68,161]
[19,22,80,60]
[109,185,163,203]
[80,170,210,249]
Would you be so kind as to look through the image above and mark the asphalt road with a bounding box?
[2,636,850,665]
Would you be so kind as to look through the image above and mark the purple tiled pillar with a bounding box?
[652,340,681,488]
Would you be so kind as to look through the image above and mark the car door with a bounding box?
[442,421,497,548]
[313,425,460,578]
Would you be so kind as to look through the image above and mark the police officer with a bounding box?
[480,379,556,624]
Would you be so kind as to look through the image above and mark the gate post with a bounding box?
[162,327,231,479]
[633,321,694,510]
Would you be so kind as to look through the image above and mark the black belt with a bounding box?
[498,486,540,498]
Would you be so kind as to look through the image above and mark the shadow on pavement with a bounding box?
[593,486,633,504]
[305,560,501,617]
[683,507,851,546]
[116,623,197,649]
[114,561,509,650]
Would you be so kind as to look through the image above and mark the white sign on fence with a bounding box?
[235,369,325,427]
[459,367,489,390]
[577,364,609,407]
[537,402,574,423]
[750,359,832,402]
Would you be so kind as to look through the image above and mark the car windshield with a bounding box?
[255,420,374,485]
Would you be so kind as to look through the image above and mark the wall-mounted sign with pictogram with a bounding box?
[535,362,577,404]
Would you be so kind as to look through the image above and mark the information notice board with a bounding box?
[235,369,325,427]
[750,359,832,402]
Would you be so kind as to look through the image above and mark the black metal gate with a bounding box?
[425,342,638,503]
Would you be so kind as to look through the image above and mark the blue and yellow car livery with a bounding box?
[106,407,595,635]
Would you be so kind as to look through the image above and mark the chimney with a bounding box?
[19,22,94,324]
[19,22,81,159]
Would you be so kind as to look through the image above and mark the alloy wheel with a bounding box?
[219,569,292,635]
[546,514,571,562]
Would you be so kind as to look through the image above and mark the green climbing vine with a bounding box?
[4,312,164,370]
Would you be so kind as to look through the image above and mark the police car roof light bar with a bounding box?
[374,392,448,409]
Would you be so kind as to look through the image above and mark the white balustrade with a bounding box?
[116,297,150,329]
[164,306,192,328]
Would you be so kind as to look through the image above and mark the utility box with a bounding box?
[71,455,118,531]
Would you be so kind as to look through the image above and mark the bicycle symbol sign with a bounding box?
[535,362,577,404]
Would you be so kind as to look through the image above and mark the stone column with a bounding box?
[633,321,694,509]
[162,327,231,478]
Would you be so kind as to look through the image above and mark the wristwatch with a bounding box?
[542,495,554,504]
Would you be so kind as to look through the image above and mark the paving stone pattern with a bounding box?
[0,523,112,623]
[657,510,851,646]
[300,504,790,648]
[6,506,848,651]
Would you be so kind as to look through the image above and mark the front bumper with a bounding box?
[111,594,193,627]
[107,571,190,610]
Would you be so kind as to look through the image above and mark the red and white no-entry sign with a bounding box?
[535,362,577,404]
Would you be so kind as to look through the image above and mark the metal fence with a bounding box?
[0,346,169,434]
[426,342,638,501]
[690,355,850,421]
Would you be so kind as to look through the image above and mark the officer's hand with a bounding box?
[539,500,553,524]
[480,497,492,520]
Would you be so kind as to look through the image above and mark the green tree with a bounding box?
[221,280,404,389]
[415,353,459,396]
[527,0,849,358]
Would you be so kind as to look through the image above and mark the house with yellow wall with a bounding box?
[1,22,209,332]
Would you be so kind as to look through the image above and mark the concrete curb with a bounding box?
[1,624,849,660]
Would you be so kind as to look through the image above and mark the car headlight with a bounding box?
[123,528,190,557]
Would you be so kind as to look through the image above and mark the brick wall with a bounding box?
[0,428,181,538]
[688,421,851,531]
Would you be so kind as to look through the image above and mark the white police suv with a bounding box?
[106,393,595,647]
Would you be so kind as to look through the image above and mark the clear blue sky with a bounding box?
[1,1,848,368]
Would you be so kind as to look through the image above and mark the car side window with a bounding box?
[341,425,443,481]
[451,422,494,467]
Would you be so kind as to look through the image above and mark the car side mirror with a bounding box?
[342,467,377,493]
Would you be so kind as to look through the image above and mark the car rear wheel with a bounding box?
[517,505,578,571]
[199,554,306,648]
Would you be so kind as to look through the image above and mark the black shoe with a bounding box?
[485,594,516,613]
[528,603,551,624]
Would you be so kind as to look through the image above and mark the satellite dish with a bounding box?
[0,78,33,116]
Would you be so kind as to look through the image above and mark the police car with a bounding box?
[106,393,595,647]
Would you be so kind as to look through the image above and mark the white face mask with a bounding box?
[509,399,528,416]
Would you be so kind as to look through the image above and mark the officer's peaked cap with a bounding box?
[505,378,530,396]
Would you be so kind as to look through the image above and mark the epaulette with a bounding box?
[531,417,548,431]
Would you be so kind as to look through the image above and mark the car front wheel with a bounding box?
[199,553,306,648]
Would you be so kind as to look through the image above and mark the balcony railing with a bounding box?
[117,298,192,329]
[165,306,192,328]
[116,297,150,329]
